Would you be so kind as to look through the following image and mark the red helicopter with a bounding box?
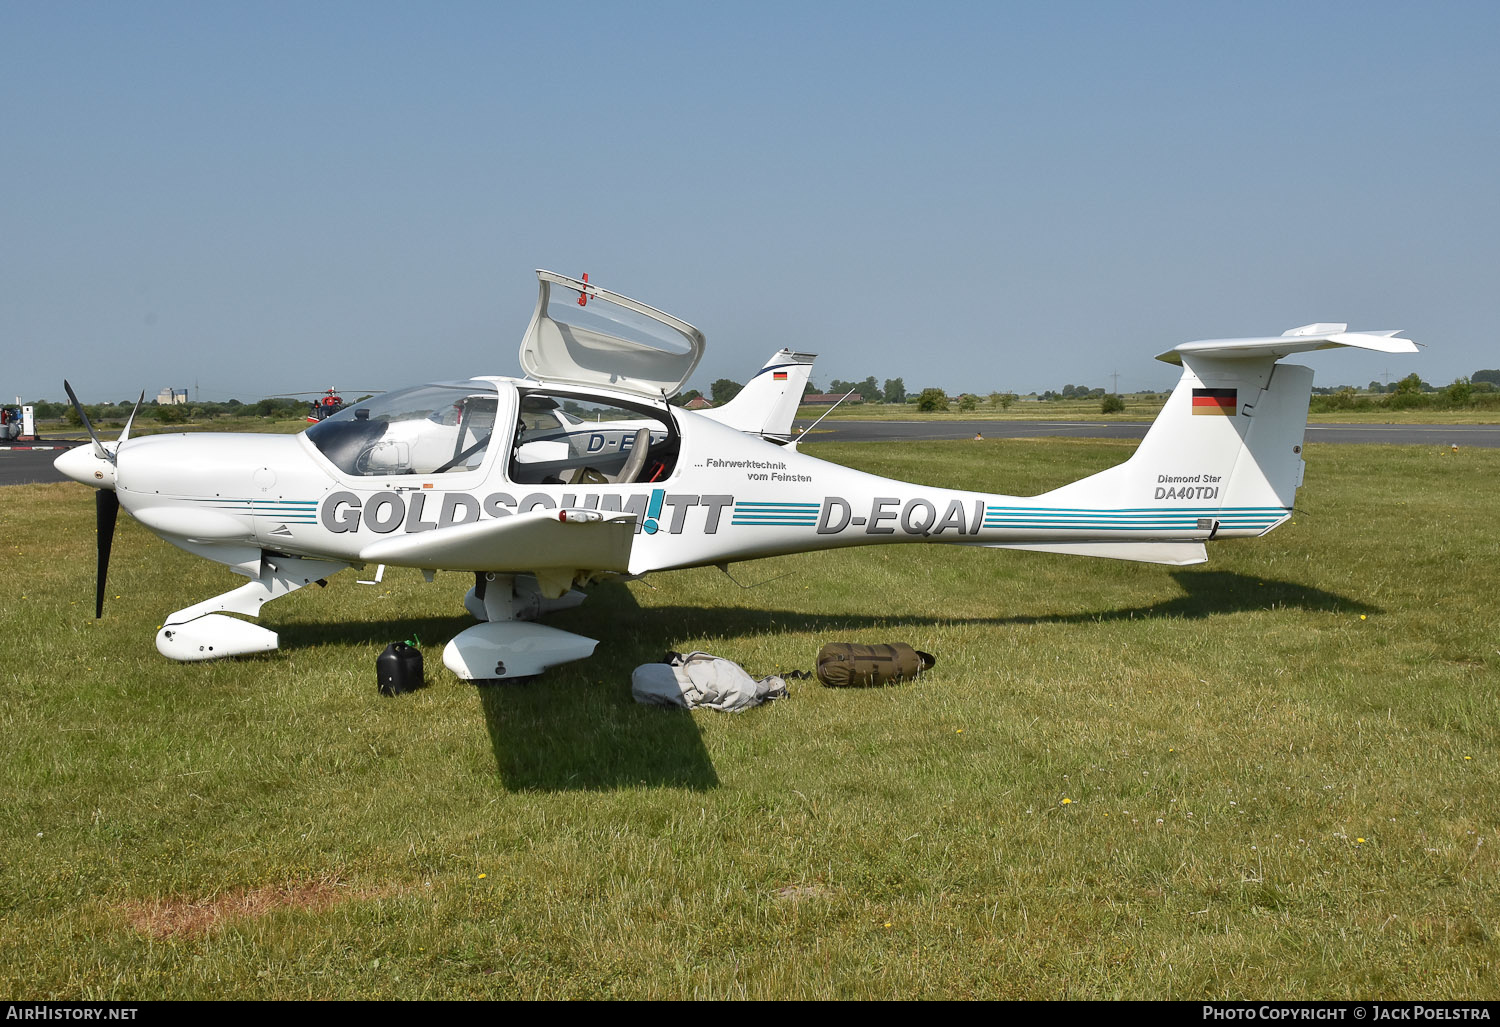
[306,388,344,423]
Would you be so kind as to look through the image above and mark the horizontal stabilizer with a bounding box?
[972,540,1208,566]
[1157,327,1418,365]
[360,507,637,572]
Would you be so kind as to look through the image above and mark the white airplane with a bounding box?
[55,270,1418,681]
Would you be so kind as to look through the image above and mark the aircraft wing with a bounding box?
[358,507,637,573]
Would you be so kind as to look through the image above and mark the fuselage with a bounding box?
[70,375,1280,580]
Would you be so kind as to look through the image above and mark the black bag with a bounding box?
[815,643,935,688]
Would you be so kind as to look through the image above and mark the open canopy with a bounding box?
[518,270,705,399]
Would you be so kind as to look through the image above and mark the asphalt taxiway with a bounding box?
[791,419,1500,447]
[0,443,82,487]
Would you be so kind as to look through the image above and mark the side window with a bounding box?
[439,395,498,473]
[509,392,678,485]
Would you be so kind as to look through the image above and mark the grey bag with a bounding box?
[632,651,788,713]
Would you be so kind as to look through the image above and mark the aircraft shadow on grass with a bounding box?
[595,569,1379,637]
[278,610,722,793]
[277,569,1374,793]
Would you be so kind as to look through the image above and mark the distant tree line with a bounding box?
[30,396,332,426]
[679,375,910,405]
[1308,372,1500,413]
[1040,384,1108,401]
[1312,371,1499,396]
[821,377,908,403]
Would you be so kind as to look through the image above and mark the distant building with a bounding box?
[683,396,714,410]
[157,388,188,405]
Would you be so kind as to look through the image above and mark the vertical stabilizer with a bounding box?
[1038,326,1415,538]
[698,349,817,439]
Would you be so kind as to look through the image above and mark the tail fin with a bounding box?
[698,349,816,440]
[1042,325,1418,538]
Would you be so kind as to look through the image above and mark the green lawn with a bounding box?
[2,438,1495,999]
[37,415,316,439]
[797,401,1500,425]
[799,399,1163,422]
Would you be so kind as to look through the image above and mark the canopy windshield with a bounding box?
[304,382,500,477]
[518,271,705,399]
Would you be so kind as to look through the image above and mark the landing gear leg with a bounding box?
[155,555,350,661]
[445,573,598,680]
[463,572,588,622]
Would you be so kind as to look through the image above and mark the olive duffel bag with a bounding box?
[815,642,936,688]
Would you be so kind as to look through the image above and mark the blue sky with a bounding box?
[4,1,1496,403]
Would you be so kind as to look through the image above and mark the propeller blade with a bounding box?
[95,490,119,618]
[118,391,145,445]
[63,379,108,461]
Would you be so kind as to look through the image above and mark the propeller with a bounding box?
[118,390,144,446]
[61,383,142,618]
[94,490,118,619]
[63,379,108,461]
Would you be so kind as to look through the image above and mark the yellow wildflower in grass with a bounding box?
[478,873,487,879]
[1061,798,1073,805]
[1356,839,1365,844]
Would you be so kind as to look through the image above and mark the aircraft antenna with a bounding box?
[715,562,796,590]
[796,388,858,438]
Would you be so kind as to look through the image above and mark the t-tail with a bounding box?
[698,348,816,440]
[987,324,1419,566]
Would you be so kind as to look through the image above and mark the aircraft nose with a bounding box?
[54,443,116,489]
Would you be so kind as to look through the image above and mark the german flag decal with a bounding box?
[1192,388,1237,415]
[773,371,788,380]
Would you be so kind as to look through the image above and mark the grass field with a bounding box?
[2,438,1496,999]
[40,415,316,439]
[797,400,1500,425]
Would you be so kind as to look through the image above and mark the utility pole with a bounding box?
[1110,369,1120,395]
